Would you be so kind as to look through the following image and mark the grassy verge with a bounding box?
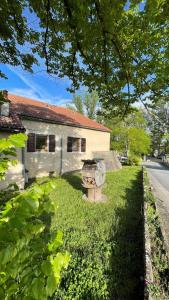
[143,168,169,299]
[35,166,144,299]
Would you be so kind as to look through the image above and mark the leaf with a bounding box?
[7,282,18,296]
[41,260,52,276]
[24,196,39,211]
[50,251,70,280]
[48,230,63,252]
[46,274,58,297]
[31,277,46,300]
[0,246,17,265]
[0,272,6,284]
[9,133,27,148]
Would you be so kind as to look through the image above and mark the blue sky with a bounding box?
[0,63,74,106]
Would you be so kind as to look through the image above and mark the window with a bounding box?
[27,133,36,152]
[27,134,55,152]
[36,135,48,151]
[67,137,86,152]
[49,135,56,152]
[81,138,86,152]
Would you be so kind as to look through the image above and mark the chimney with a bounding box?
[2,90,8,99]
[0,90,10,117]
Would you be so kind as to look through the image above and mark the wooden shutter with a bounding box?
[49,135,55,152]
[27,133,35,152]
[67,137,72,152]
[81,138,86,152]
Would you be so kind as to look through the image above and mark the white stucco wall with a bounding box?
[22,119,110,178]
[0,132,25,189]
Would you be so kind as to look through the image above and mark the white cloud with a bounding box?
[8,88,43,101]
[9,87,71,107]
[7,65,51,100]
[7,65,72,106]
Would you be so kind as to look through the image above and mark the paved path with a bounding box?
[144,161,169,254]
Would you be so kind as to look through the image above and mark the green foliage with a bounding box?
[127,155,142,166]
[0,181,70,299]
[145,99,169,155]
[66,91,99,119]
[0,133,27,180]
[29,0,169,113]
[1,1,169,113]
[67,94,84,115]
[0,0,37,77]
[35,167,144,299]
[143,169,169,299]
[124,159,141,167]
[107,110,151,157]
[0,133,70,299]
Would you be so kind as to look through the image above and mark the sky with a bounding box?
[0,63,75,106]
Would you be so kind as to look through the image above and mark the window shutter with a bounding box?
[27,133,35,152]
[67,137,72,152]
[49,135,55,152]
[81,138,86,152]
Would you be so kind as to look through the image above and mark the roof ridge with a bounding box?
[8,93,58,108]
[8,93,111,132]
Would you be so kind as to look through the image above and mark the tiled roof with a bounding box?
[8,94,111,132]
[0,113,25,132]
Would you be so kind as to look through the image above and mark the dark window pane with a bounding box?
[36,135,48,151]
[49,135,55,152]
[67,137,72,152]
[81,138,86,152]
[27,133,35,152]
[67,137,81,152]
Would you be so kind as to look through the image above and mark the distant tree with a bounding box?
[145,99,169,154]
[66,94,84,114]
[67,90,99,119]
[84,90,99,119]
[106,110,151,157]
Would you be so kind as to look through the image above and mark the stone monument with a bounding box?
[81,159,107,202]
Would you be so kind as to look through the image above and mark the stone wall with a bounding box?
[92,151,122,171]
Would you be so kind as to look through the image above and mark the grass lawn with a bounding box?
[37,166,144,300]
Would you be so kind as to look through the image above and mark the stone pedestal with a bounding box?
[83,187,107,202]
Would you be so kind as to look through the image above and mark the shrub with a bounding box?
[128,155,142,166]
[0,134,70,299]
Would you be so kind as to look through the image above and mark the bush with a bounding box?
[128,155,142,166]
[0,134,70,299]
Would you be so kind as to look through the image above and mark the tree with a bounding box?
[67,90,99,119]
[0,1,169,115]
[106,110,151,157]
[66,94,84,115]
[0,0,37,78]
[145,99,169,155]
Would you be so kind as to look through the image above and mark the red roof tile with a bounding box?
[0,113,25,132]
[8,94,111,132]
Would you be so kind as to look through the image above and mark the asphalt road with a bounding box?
[144,160,169,254]
[145,160,169,193]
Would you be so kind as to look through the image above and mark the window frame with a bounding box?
[67,137,86,153]
[27,134,56,153]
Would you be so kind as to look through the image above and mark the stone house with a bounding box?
[0,91,120,189]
